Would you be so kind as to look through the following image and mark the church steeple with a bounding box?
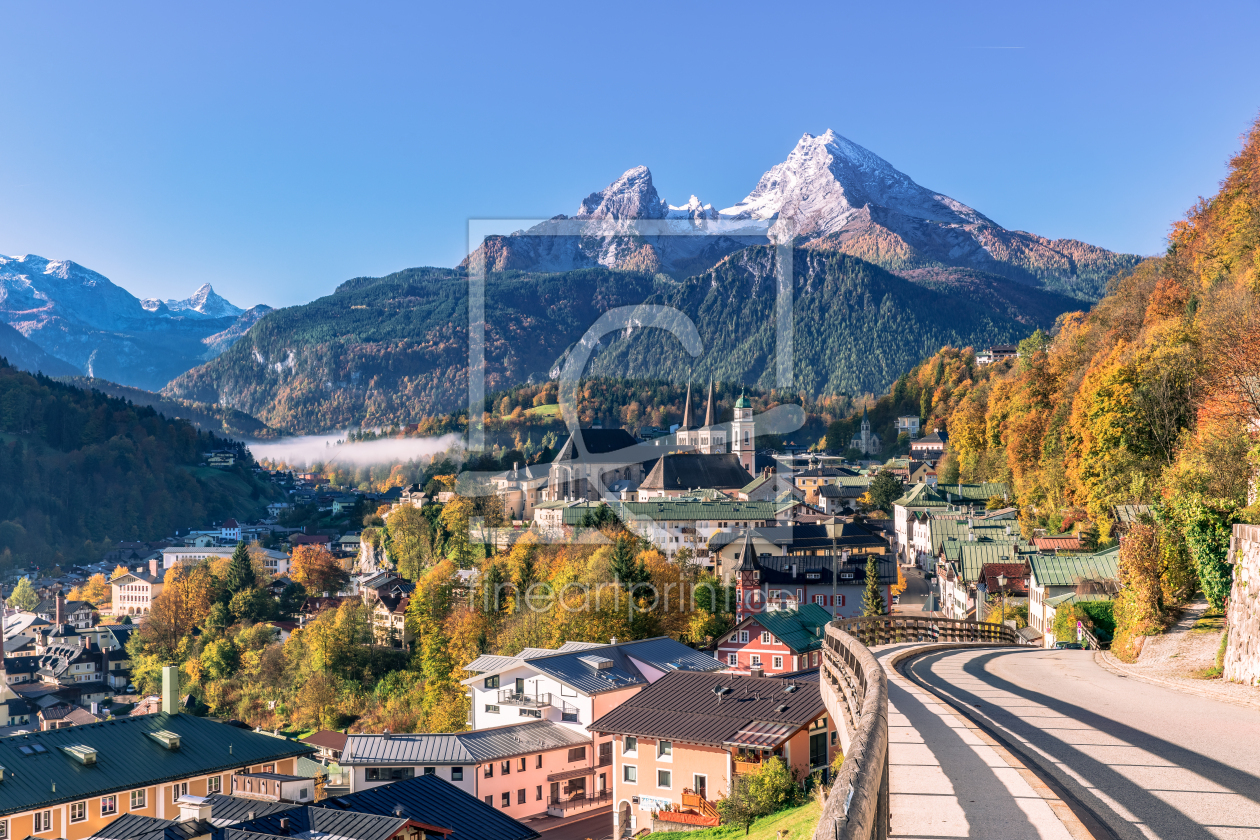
[735,528,760,621]
[681,381,694,429]
[703,381,715,428]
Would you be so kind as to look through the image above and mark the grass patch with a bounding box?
[1193,628,1230,680]
[645,799,820,840]
[1191,610,1226,634]
[525,403,561,417]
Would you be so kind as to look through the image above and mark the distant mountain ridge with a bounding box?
[0,254,268,390]
[469,130,1143,300]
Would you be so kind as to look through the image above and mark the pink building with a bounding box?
[715,603,831,675]
[591,670,836,837]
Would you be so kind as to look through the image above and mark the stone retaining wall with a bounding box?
[1225,524,1260,686]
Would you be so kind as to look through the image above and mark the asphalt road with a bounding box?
[892,565,934,613]
[903,647,1260,840]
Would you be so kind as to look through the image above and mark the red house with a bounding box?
[715,603,831,675]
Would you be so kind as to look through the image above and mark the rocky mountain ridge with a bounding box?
[0,253,266,390]
[468,130,1143,299]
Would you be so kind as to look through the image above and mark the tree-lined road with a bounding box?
[902,647,1260,840]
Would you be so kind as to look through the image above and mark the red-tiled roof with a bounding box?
[301,729,348,752]
[980,562,1029,595]
[1033,536,1083,551]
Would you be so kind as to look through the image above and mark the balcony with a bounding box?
[546,790,612,816]
[497,689,552,708]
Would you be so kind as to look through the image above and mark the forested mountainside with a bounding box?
[163,268,660,433]
[59,377,286,439]
[0,361,279,569]
[584,247,1082,395]
[163,250,1082,434]
[0,323,81,377]
[848,118,1260,652]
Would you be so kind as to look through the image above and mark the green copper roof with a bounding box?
[734,390,751,409]
[1028,545,1120,587]
[744,604,833,654]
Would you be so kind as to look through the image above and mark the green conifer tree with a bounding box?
[861,554,886,617]
[223,542,255,595]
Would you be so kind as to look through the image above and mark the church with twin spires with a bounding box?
[673,381,756,473]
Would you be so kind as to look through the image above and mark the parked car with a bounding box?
[1054,641,1083,650]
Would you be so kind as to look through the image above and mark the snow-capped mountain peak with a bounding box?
[667,195,719,221]
[575,165,671,220]
[720,129,992,237]
[141,283,244,318]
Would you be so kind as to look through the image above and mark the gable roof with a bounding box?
[1028,546,1120,588]
[613,499,778,524]
[202,794,301,827]
[461,636,723,694]
[342,720,589,766]
[739,605,831,654]
[941,540,1035,584]
[553,429,639,462]
[892,483,949,509]
[588,670,824,748]
[0,713,314,817]
[640,453,752,492]
[91,814,214,840]
[300,730,347,752]
[315,774,539,840]
[223,806,417,840]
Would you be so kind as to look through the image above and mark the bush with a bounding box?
[717,757,801,833]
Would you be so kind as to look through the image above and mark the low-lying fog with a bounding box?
[246,432,464,467]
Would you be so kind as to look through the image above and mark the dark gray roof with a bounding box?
[342,720,589,766]
[589,670,825,747]
[91,814,214,840]
[225,807,409,840]
[554,429,639,461]
[203,794,300,828]
[317,774,540,840]
[521,637,724,696]
[0,712,314,817]
[640,453,752,492]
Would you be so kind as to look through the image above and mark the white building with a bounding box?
[161,546,290,576]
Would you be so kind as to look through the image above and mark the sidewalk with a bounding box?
[876,644,1089,840]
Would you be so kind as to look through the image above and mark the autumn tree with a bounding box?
[290,545,348,595]
[386,504,433,580]
[6,577,38,611]
[142,562,215,657]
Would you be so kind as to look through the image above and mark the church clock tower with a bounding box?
[734,528,761,621]
[731,390,755,473]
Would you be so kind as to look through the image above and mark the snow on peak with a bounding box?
[142,284,243,318]
[720,129,992,237]
[575,165,670,220]
[667,195,719,221]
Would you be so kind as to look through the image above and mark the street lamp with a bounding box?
[995,573,1007,627]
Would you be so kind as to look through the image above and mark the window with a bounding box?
[773,656,784,670]
[517,789,526,805]
[70,803,86,823]
[263,764,274,773]
[657,770,672,789]
[501,792,510,808]
[484,764,494,778]
[812,652,819,666]
[738,630,749,643]
[423,767,436,776]
[486,704,500,714]
[517,757,526,772]
[484,795,493,806]
[501,761,511,775]
[207,776,221,794]
[484,675,500,689]
[451,767,464,782]
[568,746,586,762]
[131,789,146,810]
[102,795,117,816]
[172,782,187,802]
[519,708,541,718]
[366,768,415,781]
[0,819,7,840]
[623,736,637,754]
[761,631,773,644]
[33,812,51,834]
[727,653,738,666]
[624,765,637,783]
[751,654,761,666]
[536,755,543,769]
[657,741,672,759]
[536,785,543,801]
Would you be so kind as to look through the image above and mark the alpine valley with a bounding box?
[161,131,1142,434]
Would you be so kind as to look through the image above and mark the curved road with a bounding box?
[903,647,1260,840]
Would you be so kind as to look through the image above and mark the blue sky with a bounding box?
[2,1,1258,308]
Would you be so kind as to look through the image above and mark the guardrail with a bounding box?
[814,617,1026,840]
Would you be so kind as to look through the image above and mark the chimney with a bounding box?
[610,636,618,645]
[750,667,764,678]
[55,593,64,625]
[150,557,160,578]
[278,817,291,834]
[176,795,212,823]
[162,664,181,715]
[90,702,99,715]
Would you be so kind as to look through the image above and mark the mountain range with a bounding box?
[468,130,1142,300]
[0,254,270,390]
[6,130,1143,433]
